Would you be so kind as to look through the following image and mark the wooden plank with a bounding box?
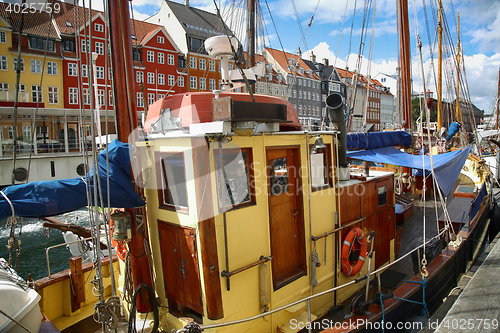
[69,257,84,312]
[191,138,224,320]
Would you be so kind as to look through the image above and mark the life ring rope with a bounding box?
[341,227,368,277]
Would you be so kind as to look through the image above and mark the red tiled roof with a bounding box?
[0,2,59,39]
[263,47,321,80]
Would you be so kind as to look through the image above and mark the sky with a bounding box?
[62,0,500,116]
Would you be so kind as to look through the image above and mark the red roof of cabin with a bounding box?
[145,92,301,132]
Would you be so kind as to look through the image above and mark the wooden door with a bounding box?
[158,221,203,314]
[267,147,306,290]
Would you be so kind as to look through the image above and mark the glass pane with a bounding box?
[215,151,251,208]
[161,153,188,208]
[378,185,387,206]
[269,157,288,195]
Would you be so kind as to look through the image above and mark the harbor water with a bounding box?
[0,209,90,281]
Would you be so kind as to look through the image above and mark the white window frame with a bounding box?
[82,64,88,77]
[30,59,41,74]
[47,61,57,75]
[199,77,206,90]
[0,55,7,70]
[177,76,184,87]
[95,42,104,55]
[94,23,104,32]
[167,54,175,66]
[0,31,6,44]
[148,93,155,106]
[97,89,105,106]
[31,85,42,102]
[69,87,78,104]
[137,92,144,107]
[147,72,155,84]
[83,88,90,105]
[68,63,78,76]
[96,66,104,79]
[147,50,154,62]
[209,60,215,71]
[168,74,175,86]
[190,76,197,89]
[157,36,165,44]
[48,86,58,104]
[136,71,143,83]
[209,78,215,91]
[13,57,24,72]
[199,58,206,71]
[190,56,197,69]
[158,73,165,85]
[158,52,164,64]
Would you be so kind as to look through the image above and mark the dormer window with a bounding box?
[298,67,304,75]
[306,69,313,76]
[65,21,72,27]
[277,74,283,82]
[267,73,273,81]
[288,58,295,66]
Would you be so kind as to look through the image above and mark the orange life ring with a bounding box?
[110,218,128,261]
[341,227,368,277]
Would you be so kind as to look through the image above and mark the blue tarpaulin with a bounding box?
[347,131,412,150]
[0,140,145,221]
[347,146,471,196]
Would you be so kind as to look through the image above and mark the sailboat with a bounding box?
[0,0,494,332]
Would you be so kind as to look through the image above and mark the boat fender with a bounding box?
[341,227,368,277]
[259,262,270,313]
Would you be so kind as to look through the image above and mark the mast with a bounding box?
[247,0,256,93]
[455,11,462,123]
[397,0,412,130]
[496,67,499,130]
[437,0,443,129]
[108,0,153,313]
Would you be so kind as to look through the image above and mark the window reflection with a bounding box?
[269,157,288,195]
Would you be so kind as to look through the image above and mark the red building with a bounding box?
[53,1,183,133]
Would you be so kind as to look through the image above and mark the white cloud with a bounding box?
[469,6,500,53]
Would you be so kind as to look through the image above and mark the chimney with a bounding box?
[298,47,302,60]
[310,51,316,63]
[185,0,189,6]
[322,58,329,67]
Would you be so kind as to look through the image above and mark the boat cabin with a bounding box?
[130,91,398,331]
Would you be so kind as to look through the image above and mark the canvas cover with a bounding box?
[0,140,145,220]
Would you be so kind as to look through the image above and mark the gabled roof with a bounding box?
[0,2,59,39]
[50,0,101,36]
[263,47,321,81]
[166,0,231,39]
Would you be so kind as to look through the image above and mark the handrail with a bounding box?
[311,217,365,241]
[221,255,272,278]
[45,237,92,278]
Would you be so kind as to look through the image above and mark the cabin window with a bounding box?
[269,157,288,195]
[157,152,189,213]
[214,147,255,211]
[310,143,333,191]
[378,185,387,206]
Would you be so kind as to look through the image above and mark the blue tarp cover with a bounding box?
[347,146,471,195]
[347,131,412,150]
[0,140,145,220]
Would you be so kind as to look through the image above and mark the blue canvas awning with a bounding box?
[347,131,412,150]
[0,140,145,221]
[347,146,471,195]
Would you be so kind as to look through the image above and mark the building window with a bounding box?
[13,57,24,72]
[137,92,144,107]
[168,74,175,86]
[148,93,155,106]
[132,49,141,61]
[96,66,104,79]
[81,40,89,53]
[83,89,90,105]
[199,58,206,71]
[22,126,31,141]
[109,90,114,106]
[31,85,42,102]
[178,55,186,68]
[199,77,206,90]
[68,63,77,76]
[0,31,5,43]
[177,76,184,87]
[259,84,264,94]
[157,152,189,212]
[47,61,57,75]
[147,72,155,84]
[81,64,88,77]
[97,89,105,106]
[157,36,164,44]
[30,59,41,74]
[209,60,215,71]
[94,23,104,32]
[136,71,143,83]
[274,87,279,95]
[48,86,58,104]
[190,76,197,89]
[147,50,154,62]
[158,52,164,64]
[0,83,8,91]
[95,42,104,55]
[63,39,75,52]
[209,78,215,91]
[167,54,174,65]
[189,56,197,69]
[158,73,165,85]
[29,37,54,51]
[67,87,78,104]
[0,55,7,70]
[281,88,285,96]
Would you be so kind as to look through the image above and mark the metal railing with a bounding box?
[45,237,92,278]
